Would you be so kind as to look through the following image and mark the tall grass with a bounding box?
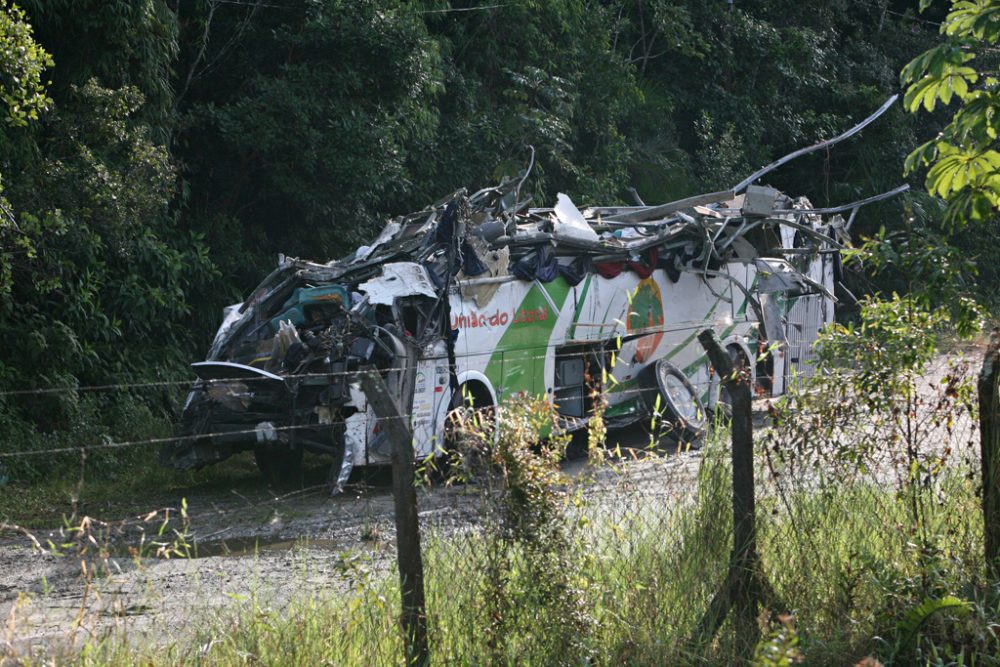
[15,427,994,667]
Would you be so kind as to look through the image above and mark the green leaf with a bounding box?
[904,65,979,112]
[948,90,1000,142]
[945,0,1000,41]
[894,595,972,657]
[903,139,940,175]
[925,146,1000,198]
[900,43,970,86]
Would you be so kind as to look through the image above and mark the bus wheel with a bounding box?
[442,382,495,478]
[640,359,706,445]
[254,446,304,488]
[565,427,590,460]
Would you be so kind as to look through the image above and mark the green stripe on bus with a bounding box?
[484,278,571,399]
[567,274,592,340]
[663,299,721,361]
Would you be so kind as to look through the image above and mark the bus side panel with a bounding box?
[652,270,733,404]
[590,268,734,411]
[450,278,574,403]
[444,258,764,426]
[411,354,452,459]
[573,272,637,410]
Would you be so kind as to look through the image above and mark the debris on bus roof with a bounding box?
[293,172,903,307]
[359,262,437,305]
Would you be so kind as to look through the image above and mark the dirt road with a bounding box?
[0,421,708,651]
[0,349,982,653]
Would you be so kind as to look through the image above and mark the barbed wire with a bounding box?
[0,333,985,664]
[28,327,972,403]
[0,481,340,556]
[0,338,751,397]
[0,351,977,461]
[0,438,737,548]
[0,381,682,460]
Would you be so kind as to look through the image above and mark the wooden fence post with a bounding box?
[978,332,1000,579]
[694,329,761,660]
[359,355,429,667]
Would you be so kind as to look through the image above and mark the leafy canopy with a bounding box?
[902,0,1000,224]
[0,0,51,128]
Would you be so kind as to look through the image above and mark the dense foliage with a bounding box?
[903,0,1000,224]
[0,0,968,479]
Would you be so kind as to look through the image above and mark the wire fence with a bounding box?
[0,337,821,462]
[0,346,993,665]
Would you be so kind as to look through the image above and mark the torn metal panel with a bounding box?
[763,216,847,250]
[354,220,401,263]
[207,303,245,359]
[772,184,911,215]
[755,258,836,301]
[604,189,735,223]
[359,262,437,305]
[755,258,808,293]
[741,186,780,218]
[552,193,599,241]
[191,361,286,383]
[458,246,510,307]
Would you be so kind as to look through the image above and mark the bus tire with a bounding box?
[441,382,495,477]
[640,359,706,445]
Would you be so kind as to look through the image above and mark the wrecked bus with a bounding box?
[162,98,906,485]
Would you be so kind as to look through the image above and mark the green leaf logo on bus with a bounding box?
[628,278,665,363]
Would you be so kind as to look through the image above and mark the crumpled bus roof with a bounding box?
[246,94,907,317]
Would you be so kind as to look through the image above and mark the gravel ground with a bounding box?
[0,422,705,653]
[0,348,984,655]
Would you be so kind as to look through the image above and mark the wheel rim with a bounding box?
[657,363,702,426]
